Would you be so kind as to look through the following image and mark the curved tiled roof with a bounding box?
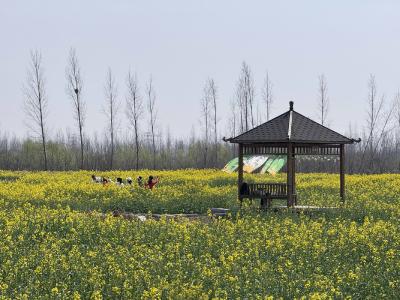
[229,103,353,144]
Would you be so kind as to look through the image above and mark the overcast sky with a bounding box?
[1,0,400,140]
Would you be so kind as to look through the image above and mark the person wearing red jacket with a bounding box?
[145,175,159,189]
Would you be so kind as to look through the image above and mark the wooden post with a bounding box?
[287,142,293,207]
[238,144,244,204]
[340,144,345,202]
[292,152,296,205]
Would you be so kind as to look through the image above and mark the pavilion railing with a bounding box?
[242,144,341,155]
[246,183,287,198]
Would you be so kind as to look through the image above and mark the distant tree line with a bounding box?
[0,130,231,171]
[1,49,400,173]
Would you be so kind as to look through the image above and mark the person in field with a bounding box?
[102,177,112,186]
[91,174,102,183]
[137,176,143,187]
[92,175,115,186]
[126,177,133,185]
[116,177,124,185]
[145,175,159,189]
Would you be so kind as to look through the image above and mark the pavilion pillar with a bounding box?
[292,153,296,205]
[238,144,244,202]
[340,144,345,202]
[287,142,294,207]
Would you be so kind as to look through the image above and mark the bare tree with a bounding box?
[126,71,143,170]
[166,126,172,169]
[244,63,255,128]
[228,99,237,157]
[395,92,400,170]
[146,76,157,169]
[206,78,218,165]
[317,74,329,126]
[103,68,119,169]
[255,102,261,126]
[23,50,48,170]
[66,48,85,169]
[359,74,385,172]
[229,99,237,137]
[235,79,245,133]
[261,71,273,121]
[201,80,212,167]
[395,92,400,132]
[370,99,395,168]
[236,62,255,131]
[313,74,329,172]
[366,75,384,155]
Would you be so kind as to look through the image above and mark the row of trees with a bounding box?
[23,49,162,171]
[8,49,400,172]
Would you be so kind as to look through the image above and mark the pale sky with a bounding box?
[1,0,400,141]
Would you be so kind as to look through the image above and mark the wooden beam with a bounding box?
[238,144,244,204]
[287,142,293,207]
[340,144,345,202]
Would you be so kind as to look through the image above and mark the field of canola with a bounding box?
[0,170,399,299]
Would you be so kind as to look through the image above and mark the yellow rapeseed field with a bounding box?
[0,170,399,299]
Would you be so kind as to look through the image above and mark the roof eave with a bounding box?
[228,139,354,144]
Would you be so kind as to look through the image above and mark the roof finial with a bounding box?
[289,101,294,111]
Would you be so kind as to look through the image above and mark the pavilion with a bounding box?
[223,101,360,208]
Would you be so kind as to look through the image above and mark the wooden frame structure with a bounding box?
[224,101,360,208]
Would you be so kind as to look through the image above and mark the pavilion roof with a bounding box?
[227,102,355,144]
